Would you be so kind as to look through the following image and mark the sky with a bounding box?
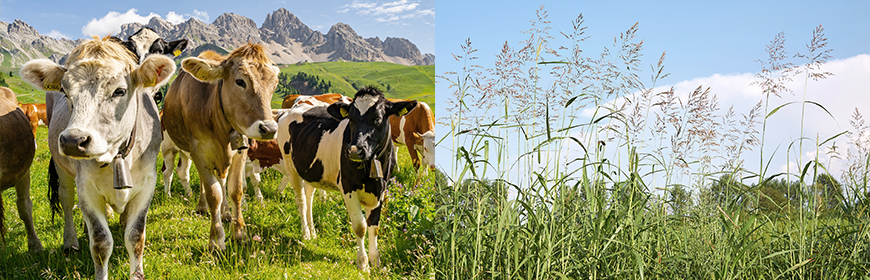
[434,1,870,188]
[0,0,435,54]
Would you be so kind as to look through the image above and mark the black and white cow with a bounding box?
[118,27,187,64]
[277,86,416,271]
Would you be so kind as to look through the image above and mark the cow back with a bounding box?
[0,87,35,189]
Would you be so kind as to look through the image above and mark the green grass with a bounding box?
[1,67,45,104]
[0,126,441,279]
[275,62,435,108]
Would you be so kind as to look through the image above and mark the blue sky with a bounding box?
[0,0,435,54]
[434,1,870,186]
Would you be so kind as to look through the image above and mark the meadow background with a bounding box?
[433,4,869,279]
[0,60,442,278]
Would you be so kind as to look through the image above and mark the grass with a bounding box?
[0,125,442,279]
[435,8,870,279]
[0,67,45,104]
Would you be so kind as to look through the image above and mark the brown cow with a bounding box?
[388,100,435,170]
[162,43,279,250]
[17,103,47,136]
[0,87,41,252]
[281,93,351,108]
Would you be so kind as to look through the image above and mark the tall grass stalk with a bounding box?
[436,7,869,279]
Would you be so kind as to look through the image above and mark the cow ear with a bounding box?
[387,100,417,117]
[167,39,188,57]
[20,59,66,91]
[327,101,351,120]
[133,55,176,94]
[182,57,224,83]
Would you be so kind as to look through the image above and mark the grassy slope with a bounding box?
[0,126,438,279]
[273,62,435,109]
[1,67,45,104]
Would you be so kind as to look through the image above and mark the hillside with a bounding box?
[274,61,435,109]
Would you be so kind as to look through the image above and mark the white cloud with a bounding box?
[82,9,159,37]
[46,30,70,40]
[165,11,185,24]
[340,0,432,22]
[192,9,210,22]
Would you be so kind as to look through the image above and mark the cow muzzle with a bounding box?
[246,120,278,140]
[58,128,106,159]
[348,145,364,162]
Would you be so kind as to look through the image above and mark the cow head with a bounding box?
[413,130,436,169]
[122,27,188,62]
[327,86,417,162]
[20,37,175,162]
[181,43,279,140]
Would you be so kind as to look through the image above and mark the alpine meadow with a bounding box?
[434,7,869,279]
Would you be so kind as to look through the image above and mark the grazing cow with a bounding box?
[162,43,279,250]
[387,100,435,170]
[0,87,41,252]
[21,37,175,279]
[278,86,416,271]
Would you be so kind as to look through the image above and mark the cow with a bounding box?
[20,37,175,279]
[162,43,279,250]
[0,87,42,252]
[278,86,416,271]
[281,93,352,109]
[161,93,351,202]
[387,100,435,170]
[119,27,187,63]
[17,102,48,135]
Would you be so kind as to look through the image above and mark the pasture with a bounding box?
[0,126,441,279]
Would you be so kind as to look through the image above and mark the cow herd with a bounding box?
[0,28,435,278]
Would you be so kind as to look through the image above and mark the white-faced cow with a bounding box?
[0,87,42,252]
[278,86,416,271]
[387,99,435,170]
[162,43,279,250]
[21,37,175,280]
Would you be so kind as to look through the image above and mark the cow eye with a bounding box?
[235,79,246,88]
[113,88,127,97]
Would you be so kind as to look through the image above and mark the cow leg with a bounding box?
[290,180,311,240]
[247,164,265,206]
[219,176,231,221]
[342,192,369,272]
[226,150,247,241]
[407,145,421,169]
[366,203,383,269]
[123,189,153,280]
[57,168,79,250]
[273,160,290,196]
[177,152,193,197]
[304,183,317,239]
[13,170,42,252]
[161,145,177,197]
[196,165,226,250]
[196,180,210,215]
[79,198,112,280]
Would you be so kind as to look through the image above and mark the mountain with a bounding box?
[0,8,433,67]
[0,19,81,67]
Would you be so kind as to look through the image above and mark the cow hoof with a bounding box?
[356,253,370,272]
[62,245,80,253]
[208,240,226,251]
[195,206,209,216]
[233,229,247,241]
[28,243,44,253]
[131,271,145,280]
[221,212,232,222]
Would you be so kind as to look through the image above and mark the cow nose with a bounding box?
[348,145,364,161]
[259,122,277,136]
[59,132,91,157]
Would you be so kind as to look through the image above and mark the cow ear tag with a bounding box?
[113,155,133,189]
[43,81,61,91]
[173,50,181,57]
[340,107,349,118]
[370,159,383,178]
[398,107,408,116]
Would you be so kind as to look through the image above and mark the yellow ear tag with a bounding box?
[144,79,156,88]
[399,108,408,116]
[340,107,349,118]
[43,81,61,91]
[173,50,181,57]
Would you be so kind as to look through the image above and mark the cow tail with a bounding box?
[0,192,6,245]
[48,157,61,223]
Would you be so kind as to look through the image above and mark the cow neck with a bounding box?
[118,94,139,159]
[215,79,233,136]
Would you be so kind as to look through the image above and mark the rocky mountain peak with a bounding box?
[260,7,324,46]
[8,19,39,37]
[383,37,421,59]
[213,13,261,43]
